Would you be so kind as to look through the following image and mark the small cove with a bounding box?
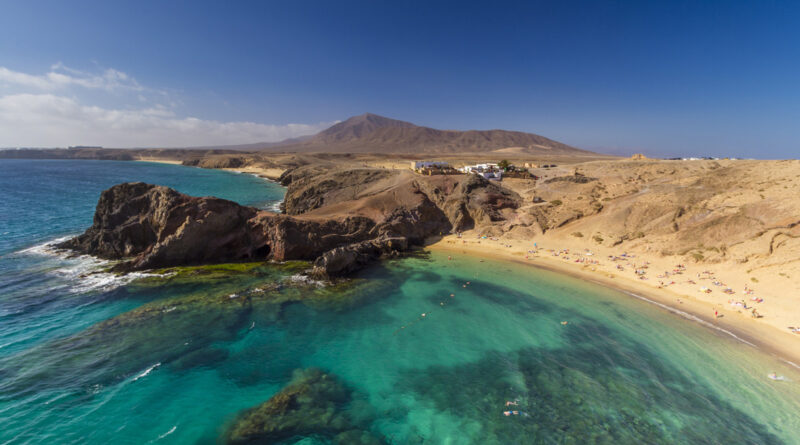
[1,159,798,444]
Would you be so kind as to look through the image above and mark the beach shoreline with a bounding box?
[134,158,286,181]
[427,235,800,370]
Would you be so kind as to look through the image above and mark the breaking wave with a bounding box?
[16,236,155,293]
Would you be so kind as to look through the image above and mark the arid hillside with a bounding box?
[272,113,596,155]
[268,158,800,290]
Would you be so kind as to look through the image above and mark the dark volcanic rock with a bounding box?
[58,183,399,274]
[281,167,394,215]
[224,368,385,444]
[57,182,258,267]
[59,168,523,275]
[312,236,407,278]
[417,174,522,231]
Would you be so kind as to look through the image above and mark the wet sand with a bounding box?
[428,233,800,370]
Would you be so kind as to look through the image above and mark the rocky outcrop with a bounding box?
[57,183,381,273]
[281,167,394,215]
[312,236,407,278]
[60,168,523,276]
[182,155,250,169]
[224,368,385,444]
[58,182,423,275]
[416,174,522,231]
[57,183,259,267]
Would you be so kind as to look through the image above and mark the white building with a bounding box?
[458,163,498,173]
[412,161,450,170]
[459,163,502,180]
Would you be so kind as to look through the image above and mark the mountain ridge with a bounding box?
[260,113,595,155]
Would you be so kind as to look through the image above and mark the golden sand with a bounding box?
[428,232,800,368]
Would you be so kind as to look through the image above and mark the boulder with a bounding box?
[312,237,407,278]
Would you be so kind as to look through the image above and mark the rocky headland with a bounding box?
[57,167,521,277]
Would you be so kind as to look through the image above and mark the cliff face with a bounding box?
[60,167,523,276]
[57,183,379,273]
[58,183,261,269]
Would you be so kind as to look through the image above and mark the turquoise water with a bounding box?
[1,160,799,444]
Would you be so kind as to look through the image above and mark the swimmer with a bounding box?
[505,401,518,406]
[561,321,568,325]
[503,411,512,416]
[768,372,786,381]
[450,293,454,297]
[421,313,427,317]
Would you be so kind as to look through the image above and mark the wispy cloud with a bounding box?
[0,93,334,147]
[0,63,144,92]
[0,64,333,147]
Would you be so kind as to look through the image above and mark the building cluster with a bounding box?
[411,160,538,181]
[458,163,503,180]
[411,161,460,175]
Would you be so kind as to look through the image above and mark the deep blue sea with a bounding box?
[1,159,799,444]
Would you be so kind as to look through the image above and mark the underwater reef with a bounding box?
[224,368,385,444]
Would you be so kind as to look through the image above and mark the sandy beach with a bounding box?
[134,157,183,165]
[219,166,285,181]
[135,156,800,368]
[135,158,286,181]
[428,232,800,369]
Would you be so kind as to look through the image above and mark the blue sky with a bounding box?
[1,0,798,157]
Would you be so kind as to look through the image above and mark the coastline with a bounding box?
[134,157,183,165]
[134,158,285,181]
[427,235,800,370]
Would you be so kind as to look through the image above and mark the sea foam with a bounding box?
[16,236,155,293]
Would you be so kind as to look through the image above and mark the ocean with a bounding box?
[0,159,798,444]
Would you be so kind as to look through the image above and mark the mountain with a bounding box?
[265,113,595,155]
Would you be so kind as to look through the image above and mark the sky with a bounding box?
[1,0,799,157]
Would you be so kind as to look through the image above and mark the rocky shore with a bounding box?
[58,167,521,277]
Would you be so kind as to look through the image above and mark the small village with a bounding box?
[411,160,547,180]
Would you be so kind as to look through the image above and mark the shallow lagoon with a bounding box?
[1,160,799,444]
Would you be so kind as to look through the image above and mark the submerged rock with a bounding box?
[224,368,385,444]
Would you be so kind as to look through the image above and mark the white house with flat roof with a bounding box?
[459,163,502,180]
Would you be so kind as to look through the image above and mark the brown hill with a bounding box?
[266,113,595,155]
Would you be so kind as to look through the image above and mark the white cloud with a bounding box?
[0,64,335,147]
[0,93,334,147]
[0,64,144,92]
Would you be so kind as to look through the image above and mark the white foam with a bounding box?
[267,200,283,212]
[133,363,161,381]
[287,274,325,287]
[15,236,156,293]
[621,290,758,348]
[619,290,800,370]
[157,426,177,440]
[17,235,74,255]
